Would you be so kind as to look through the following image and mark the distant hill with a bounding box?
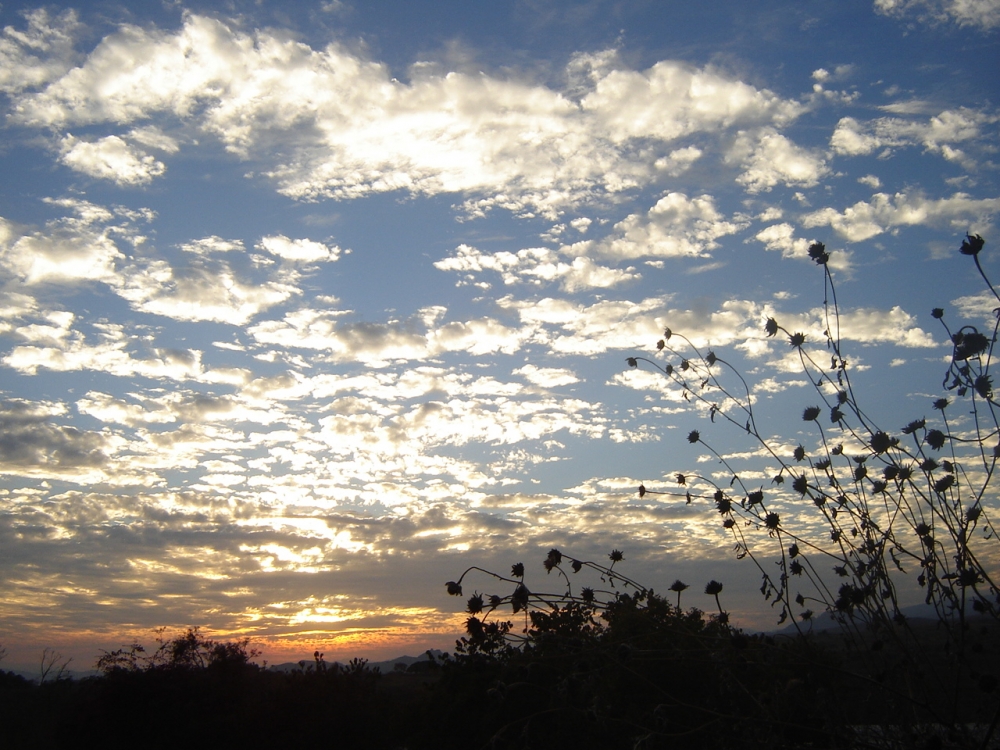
[268,649,448,675]
[769,602,991,637]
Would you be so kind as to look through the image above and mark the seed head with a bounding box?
[808,242,829,265]
[960,233,985,256]
[925,429,947,450]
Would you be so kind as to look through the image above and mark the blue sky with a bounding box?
[0,0,998,668]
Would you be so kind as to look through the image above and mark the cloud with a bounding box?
[4,318,248,386]
[837,306,937,347]
[873,0,1000,30]
[730,129,829,193]
[258,235,342,263]
[248,307,530,366]
[0,213,125,286]
[180,236,245,255]
[499,295,686,355]
[754,223,853,272]
[0,8,80,94]
[830,108,999,166]
[0,398,121,483]
[513,364,581,387]
[115,256,300,325]
[802,192,1000,241]
[565,193,747,260]
[434,244,639,291]
[580,61,802,142]
[7,14,803,220]
[59,134,166,186]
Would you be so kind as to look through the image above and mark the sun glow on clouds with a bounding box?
[0,1,997,665]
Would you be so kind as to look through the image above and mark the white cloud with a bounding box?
[180,236,245,254]
[258,235,342,263]
[499,295,679,355]
[754,223,852,272]
[513,364,581,387]
[0,8,80,94]
[434,244,639,291]
[565,193,746,260]
[580,61,801,142]
[873,0,1000,29]
[730,129,829,194]
[59,134,166,185]
[8,14,803,220]
[838,306,937,347]
[115,257,300,325]
[801,192,1000,241]
[248,307,530,366]
[0,214,123,285]
[127,125,180,153]
[830,109,998,165]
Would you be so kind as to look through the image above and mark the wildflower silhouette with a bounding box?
[626,235,999,741]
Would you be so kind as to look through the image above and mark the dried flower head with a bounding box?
[808,242,830,265]
[960,233,985,256]
[953,330,989,361]
[870,431,893,454]
[467,594,484,615]
[925,429,947,450]
[802,406,821,421]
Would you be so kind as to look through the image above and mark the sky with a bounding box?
[0,0,999,671]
